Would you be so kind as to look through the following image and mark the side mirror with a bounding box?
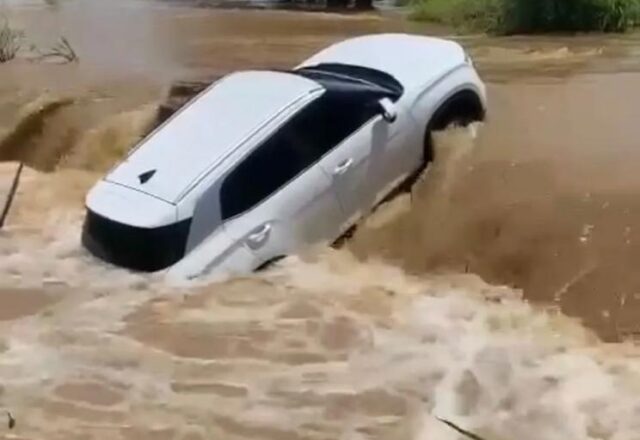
[378,97,397,123]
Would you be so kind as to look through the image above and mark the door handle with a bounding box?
[333,158,353,176]
[247,224,271,247]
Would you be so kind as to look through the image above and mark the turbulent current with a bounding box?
[1,112,640,440]
[2,1,640,439]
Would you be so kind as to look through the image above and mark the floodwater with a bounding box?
[2,1,640,439]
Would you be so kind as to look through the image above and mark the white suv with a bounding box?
[81,33,487,281]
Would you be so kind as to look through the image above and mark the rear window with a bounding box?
[82,210,192,272]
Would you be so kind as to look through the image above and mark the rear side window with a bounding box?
[220,130,309,220]
[220,92,380,219]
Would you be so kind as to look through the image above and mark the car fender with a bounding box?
[408,63,487,130]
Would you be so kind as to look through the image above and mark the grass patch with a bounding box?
[0,15,78,64]
[410,0,640,34]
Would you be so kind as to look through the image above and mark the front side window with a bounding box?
[220,91,380,219]
[293,92,381,158]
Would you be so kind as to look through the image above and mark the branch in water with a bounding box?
[0,162,24,230]
[34,36,78,63]
[437,417,489,440]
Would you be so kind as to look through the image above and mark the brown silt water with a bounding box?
[1,1,640,439]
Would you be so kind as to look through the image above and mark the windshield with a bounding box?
[293,63,404,99]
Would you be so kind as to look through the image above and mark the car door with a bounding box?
[217,109,345,271]
[318,94,419,230]
[306,91,393,230]
[318,115,382,229]
[369,98,422,200]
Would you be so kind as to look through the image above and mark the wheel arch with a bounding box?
[421,86,486,164]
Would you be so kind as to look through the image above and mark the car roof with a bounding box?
[104,70,323,204]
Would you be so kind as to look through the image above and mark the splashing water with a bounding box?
[0,104,639,440]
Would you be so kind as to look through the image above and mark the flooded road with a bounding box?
[2,1,640,439]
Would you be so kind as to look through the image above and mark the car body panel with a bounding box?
[166,225,256,284]
[105,70,322,204]
[317,118,374,226]
[319,95,422,225]
[409,63,488,128]
[222,160,343,268]
[169,164,343,280]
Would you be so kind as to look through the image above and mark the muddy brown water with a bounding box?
[1,1,640,439]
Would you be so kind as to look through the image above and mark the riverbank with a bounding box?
[411,0,640,34]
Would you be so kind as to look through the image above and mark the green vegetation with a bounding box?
[0,14,77,64]
[410,0,640,34]
[37,37,79,63]
[0,17,23,63]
